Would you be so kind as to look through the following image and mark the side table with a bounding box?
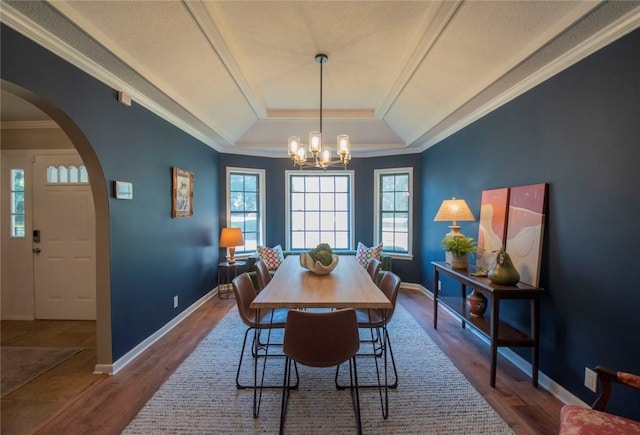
[218,260,246,299]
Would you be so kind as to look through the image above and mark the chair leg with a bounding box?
[237,326,300,390]
[236,326,253,389]
[335,326,398,390]
[350,356,363,435]
[279,357,292,435]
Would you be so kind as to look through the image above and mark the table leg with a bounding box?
[490,295,499,388]
[433,269,439,329]
[253,309,260,418]
[460,283,467,329]
[531,295,540,387]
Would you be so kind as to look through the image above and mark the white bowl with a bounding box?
[299,253,339,275]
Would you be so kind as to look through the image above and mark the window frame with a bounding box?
[374,167,413,260]
[285,170,355,251]
[226,167,266,256]
[10,168,26,238]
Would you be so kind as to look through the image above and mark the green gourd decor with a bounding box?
[488,249,520,285]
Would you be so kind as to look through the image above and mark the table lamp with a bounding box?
[219,227,244,264]
[433,197,475,238]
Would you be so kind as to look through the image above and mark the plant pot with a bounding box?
[467,289,487,316]
[447,252,469,269]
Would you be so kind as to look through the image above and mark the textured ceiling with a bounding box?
[2,1,639,157]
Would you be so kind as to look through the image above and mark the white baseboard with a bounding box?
[401,283,587,407]
[94,287,219,375]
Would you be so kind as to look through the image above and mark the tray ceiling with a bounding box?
[2,1,639,157]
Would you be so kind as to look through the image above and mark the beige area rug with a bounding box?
[1,346,83,397]
[124,304,514,434]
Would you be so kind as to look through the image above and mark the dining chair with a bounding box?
[336,271,401,420]
[254,259,272,291]
[365,258,381,284]
[280,308,362,435]
[231,272,296,390]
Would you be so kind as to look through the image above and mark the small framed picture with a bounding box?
[113,180,133,200]
[172,167,193,218]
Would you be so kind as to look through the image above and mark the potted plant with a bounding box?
[441,236,476,269]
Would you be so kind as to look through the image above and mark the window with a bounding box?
[46,164,89,183]
[286,171,354,250]
[374,168,413,257]
[227,167,265,254]
[10,169,26,237]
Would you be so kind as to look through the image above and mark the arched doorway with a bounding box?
[1,80,112,369]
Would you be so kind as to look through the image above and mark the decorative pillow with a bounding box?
[356,242,383,268]
[257,245,285,270]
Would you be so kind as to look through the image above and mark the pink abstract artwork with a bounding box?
[476,188,510,272]
[505,183,548,286]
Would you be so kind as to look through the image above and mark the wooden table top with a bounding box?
[251,255,392,310]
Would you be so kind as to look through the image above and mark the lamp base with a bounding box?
[226,247,236,264]
[446,225,463,237]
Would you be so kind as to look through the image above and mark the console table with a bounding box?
[432,261,543,387]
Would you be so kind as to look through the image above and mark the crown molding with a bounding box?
[0,2,226,151]
[412,3,640,151]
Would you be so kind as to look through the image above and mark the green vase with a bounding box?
[488,250,520,285]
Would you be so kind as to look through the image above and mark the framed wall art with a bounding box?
[172,167,193,218]
[476,187,510,273]
[505,183,548,286]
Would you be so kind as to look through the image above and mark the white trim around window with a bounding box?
[374,167,413,260]
[226,167,266,256]
[285,170,355,251]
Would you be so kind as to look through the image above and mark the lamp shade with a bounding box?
[433,198,475,225]
[219,227,244,247]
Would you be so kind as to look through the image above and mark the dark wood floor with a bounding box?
[0,290,563,434]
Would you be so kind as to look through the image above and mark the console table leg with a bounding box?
[532,296,540,387]
[433,270,439,329]
[460,283,466,329]
[490,296,500,388]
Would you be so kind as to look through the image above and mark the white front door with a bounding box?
[32,154,96,320]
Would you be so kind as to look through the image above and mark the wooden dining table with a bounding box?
[250,254,393,418]
[251,255,392,310]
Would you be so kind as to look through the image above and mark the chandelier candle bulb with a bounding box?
[322,149,331,165]
[297,147,306,162]
[309,131,321,153]
[289,136,300,156]
[338,135,350,155]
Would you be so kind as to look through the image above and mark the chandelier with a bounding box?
[288,54,351,170]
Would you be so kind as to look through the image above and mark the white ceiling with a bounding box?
[2,1,639,157]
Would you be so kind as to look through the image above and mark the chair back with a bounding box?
[283,308,359,368]
[378,271,401,321]
[231,273,257,327]
[254,259,272,291]
[366,258,381,283]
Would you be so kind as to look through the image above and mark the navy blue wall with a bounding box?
[1,25,220,360]
[218,154,422,282]
[421,29,640,419]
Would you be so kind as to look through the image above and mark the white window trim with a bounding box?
[285,170,355,251]
[226,167,266,257]
[374,167,414,260]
